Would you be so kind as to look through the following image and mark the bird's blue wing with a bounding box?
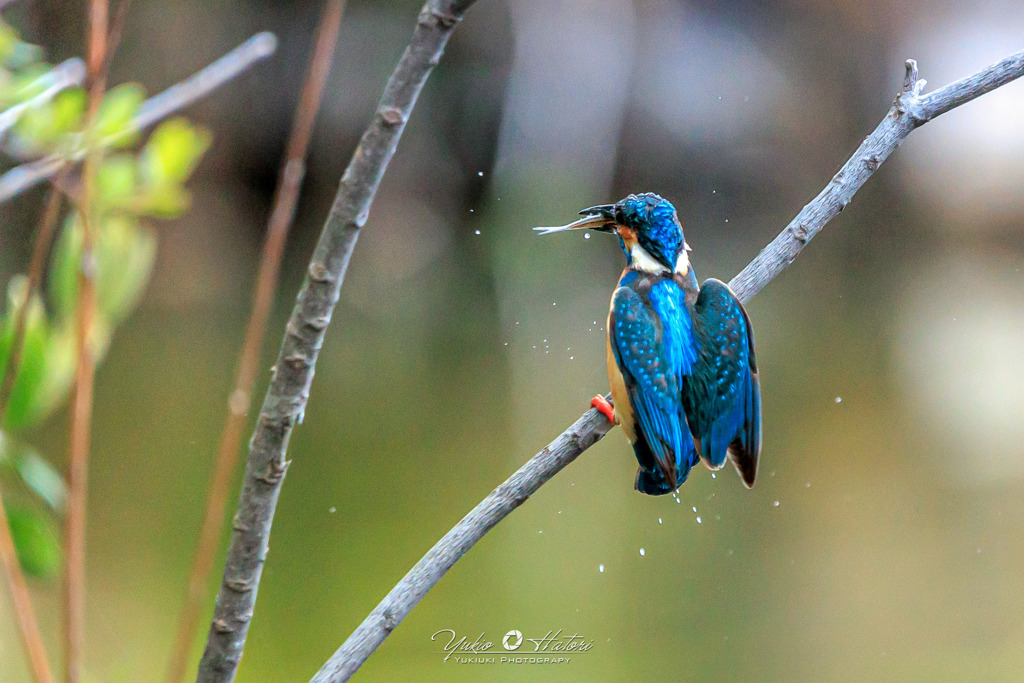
[683,279,761,487]
[609,281,698,492]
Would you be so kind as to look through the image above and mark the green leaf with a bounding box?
[14,451,66,512]
[0,432,66,512]
[140,117,211,188]
[50,87,86,138]
[97,155,137,209]
[47,214,157,327]
[0,23,18,63]
[96,216,157,323]
[9,86,86,155]
[5,506,60,579]
[95,83,145,146]
[0,277,51,431]
[22,325,77,429]
[48,215,81,322]
[140,184,191,218]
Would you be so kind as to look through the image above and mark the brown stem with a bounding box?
[0,174,66,423]
[162,2,346,682]
[64,2,108,681]
[0,487,54,683]
[98,0,133,80]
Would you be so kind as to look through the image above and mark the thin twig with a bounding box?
[0,167,67,422]
[98,0,133,81]
[64,2,108,680]
[196,1,478,680]
[308,49,1024,683]
[163,3,345,682]
[0,58,86,138]
[0,32,278,203]
[0,487,54,683]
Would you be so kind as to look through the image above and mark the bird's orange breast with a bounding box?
[606,292,636,443]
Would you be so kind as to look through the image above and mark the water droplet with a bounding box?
[639,548,646,556]
[598,564,605,573]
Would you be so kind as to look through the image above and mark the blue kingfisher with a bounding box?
[537,193,761,495]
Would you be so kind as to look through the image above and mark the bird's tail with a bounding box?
[632,435,698,496]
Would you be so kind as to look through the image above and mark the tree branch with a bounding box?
[308,48,1024,683]
[196,1,478,681]
[0,32,278,203]
[163,2,345,682]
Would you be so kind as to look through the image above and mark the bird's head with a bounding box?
[535,192,690,275]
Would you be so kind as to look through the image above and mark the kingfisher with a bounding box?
[536,193,761,495]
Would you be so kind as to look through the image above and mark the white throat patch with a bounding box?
[629,243,670,275]
[675,251,690,276]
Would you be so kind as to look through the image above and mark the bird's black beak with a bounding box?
[534,203,617,235]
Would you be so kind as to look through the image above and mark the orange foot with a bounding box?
[591,395,616,424]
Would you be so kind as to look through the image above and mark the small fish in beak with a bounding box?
[534,204,617,235]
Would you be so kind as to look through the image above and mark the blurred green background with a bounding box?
[3,0,1024,680]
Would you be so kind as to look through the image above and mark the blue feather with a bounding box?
[682,279,761,486]
[609,276,698,493]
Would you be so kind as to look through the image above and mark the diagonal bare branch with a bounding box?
[308,47,1024,683]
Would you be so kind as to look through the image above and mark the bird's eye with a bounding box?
[614,205,627,225]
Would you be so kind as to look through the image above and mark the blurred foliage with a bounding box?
[0,433,64,579]
[0,17,209,582]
